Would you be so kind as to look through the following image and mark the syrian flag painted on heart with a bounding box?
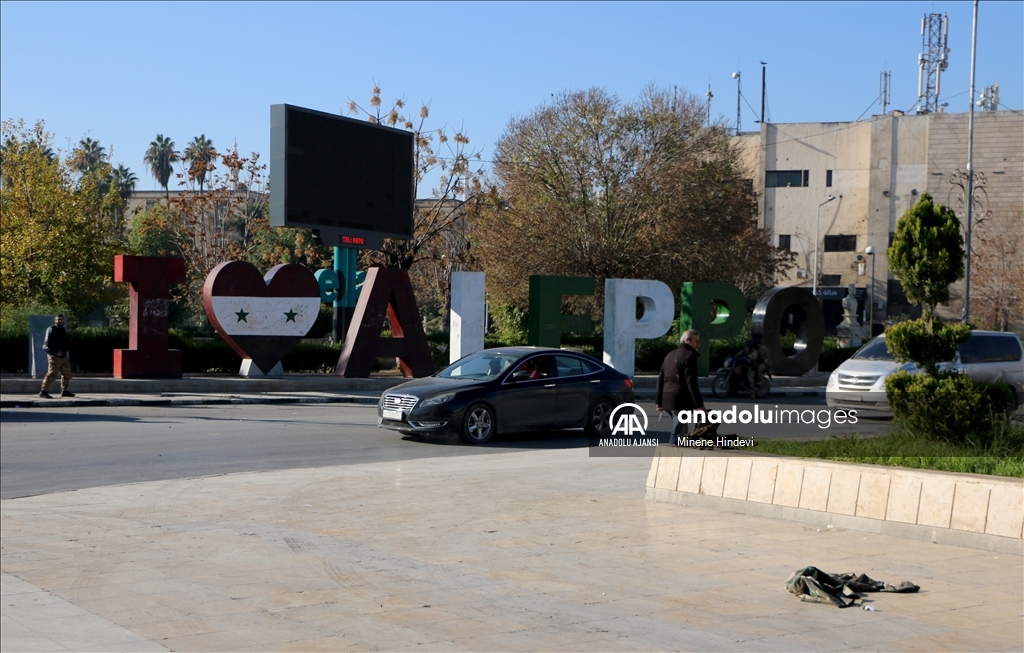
[203,261,321,375]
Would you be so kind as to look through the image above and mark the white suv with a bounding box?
[826,331,1024,415]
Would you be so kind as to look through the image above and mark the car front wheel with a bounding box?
[459,403,495,444]
[584,398,615,437]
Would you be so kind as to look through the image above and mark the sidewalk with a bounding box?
[2,448,1020,652]
[0,374,827,408]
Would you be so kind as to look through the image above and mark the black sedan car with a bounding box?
[377,347,635,444]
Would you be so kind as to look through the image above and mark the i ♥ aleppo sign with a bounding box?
[202,261,320,376]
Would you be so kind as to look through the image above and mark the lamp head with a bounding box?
[865,246,875,255]
[732,72,740,79]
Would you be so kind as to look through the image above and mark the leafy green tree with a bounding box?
[183,134,216,192]
[127,203,184,258]
[0,119,122,316]
[887,193,965,323]
[144,134,179,198]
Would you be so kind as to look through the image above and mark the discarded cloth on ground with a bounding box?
[784,566,920,608]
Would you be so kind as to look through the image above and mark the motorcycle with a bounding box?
[711,354,771,399]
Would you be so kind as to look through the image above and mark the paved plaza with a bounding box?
[2,448,1021,652]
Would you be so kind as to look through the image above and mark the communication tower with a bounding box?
[978,84,1000,111]
[917,13,950,114]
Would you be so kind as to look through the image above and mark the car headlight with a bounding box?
[421,392,456,407]
[827,371,838,388]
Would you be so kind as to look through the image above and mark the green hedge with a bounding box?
[885,371,1017,447]
[0,327,347,374]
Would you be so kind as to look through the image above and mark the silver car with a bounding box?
[826,331,1024,415]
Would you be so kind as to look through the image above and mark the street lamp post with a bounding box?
[865,246,876,336]
[812,195,837,298]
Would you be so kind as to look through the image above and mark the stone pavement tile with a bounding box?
[914,601,1024,629]
[102,602,191,627]
[128,616,223,641]
[866,622,1023,653]
[155,629,266,652]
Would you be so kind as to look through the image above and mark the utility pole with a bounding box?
[963,0,979,323]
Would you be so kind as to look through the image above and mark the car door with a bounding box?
[499,355,558,431]
[954,337,1003,384]
[550,354,597,427]
[957,334,1024,385]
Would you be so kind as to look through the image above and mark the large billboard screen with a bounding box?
[270,104,414,248]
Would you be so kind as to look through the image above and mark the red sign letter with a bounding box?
[336,267,434,378]
[113,255,185,378]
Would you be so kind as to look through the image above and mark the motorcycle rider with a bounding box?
[744,336,772,399]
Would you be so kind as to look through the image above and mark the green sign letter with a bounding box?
[679,282,746,376]
[527,276,595,347]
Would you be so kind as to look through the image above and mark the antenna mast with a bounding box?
[706,84,713,127]
[880,71,891,115]
[731,71,741,134]
[917,12,950,113]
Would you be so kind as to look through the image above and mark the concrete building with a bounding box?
[733,110,1023,332]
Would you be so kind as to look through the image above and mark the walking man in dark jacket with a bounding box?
[40,314,74,398]
[656,329,706,445]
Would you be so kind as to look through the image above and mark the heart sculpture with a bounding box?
[203,261,321,375]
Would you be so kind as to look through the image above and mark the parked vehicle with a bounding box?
[377,347,635,444]
[826,331,1024,415]
[711,353,771,398]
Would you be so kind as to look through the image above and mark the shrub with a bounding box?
[885,371,1016,447]
[885,317,971,375]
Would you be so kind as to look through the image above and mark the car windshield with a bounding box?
[852,337,895,361]
[437,351,522,380]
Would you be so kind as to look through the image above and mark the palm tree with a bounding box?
[144,134,179,199]
[75,137,107,174]
[111,164,138,203]
[183,134,216,192]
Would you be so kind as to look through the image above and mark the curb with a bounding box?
[0,395,381,409]
[3,388,825,409]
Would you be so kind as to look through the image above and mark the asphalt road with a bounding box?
[0,397,887,500]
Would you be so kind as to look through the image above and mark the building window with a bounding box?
[824,235,857,252]
[821,274,842,287]
[778,234,791,251]
[765,170,808,188]
[826,170,833,187]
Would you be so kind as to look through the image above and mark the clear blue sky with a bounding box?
[2,1,1021,194]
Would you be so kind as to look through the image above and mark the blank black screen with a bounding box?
[273,105,413,237]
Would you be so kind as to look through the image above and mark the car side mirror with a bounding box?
[511,370,530,381]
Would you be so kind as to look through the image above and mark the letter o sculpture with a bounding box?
[751,286,825,377]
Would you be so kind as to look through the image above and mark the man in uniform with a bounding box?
[39,314,74,399]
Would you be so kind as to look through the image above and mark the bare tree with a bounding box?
[476,86,791,312]
[347,85,486,272]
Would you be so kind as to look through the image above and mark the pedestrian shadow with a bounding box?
[0,410,146,424]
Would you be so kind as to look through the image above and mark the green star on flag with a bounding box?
[284,309,298,322]
[235,309,249,322]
